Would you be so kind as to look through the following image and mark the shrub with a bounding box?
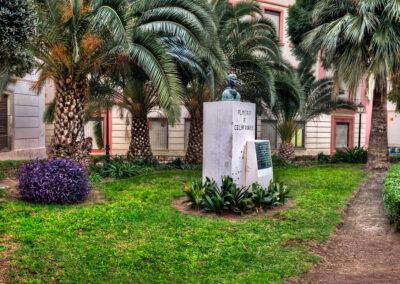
[269,182,290,206]
[332,147,368,163]
[92,156,152,179]
[383,164,400,230]
[183,179,206,210]
[251,183,273,209]
[182,177,289,215]
[317,152,331,163]
[221,177,253,214]
[202,188,229,213]
[18,159,90,204]
[160,158,202,171]
[272,154,291,167]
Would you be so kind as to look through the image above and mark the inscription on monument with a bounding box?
[255,141,272,170]
[233,109,254,131]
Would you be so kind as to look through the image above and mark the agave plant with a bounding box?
[32,0,221,163]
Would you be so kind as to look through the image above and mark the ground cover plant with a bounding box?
[91,156,202,179]
[383,163,400,230]
[0,164,365,282]
[18,159,90,204]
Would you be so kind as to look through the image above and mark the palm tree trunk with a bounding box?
[279,141,295,161]
[367,79,389,170]
[185,111,203,164]
[127,115,154,161]
[49,78,92,165]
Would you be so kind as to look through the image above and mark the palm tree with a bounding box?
[179,0,281,164]
[162,37,219,164]
[109,68,167,162]
[33,0,221,163]
[268,69,355,161]
[301,0,400,169]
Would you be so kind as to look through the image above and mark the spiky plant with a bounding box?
[268,69,355,161]
[32,0,221,163]
[301,0,400,169]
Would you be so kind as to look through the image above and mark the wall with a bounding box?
[388,102,400,147]
[111,106,189,159]
[0,72,46,160]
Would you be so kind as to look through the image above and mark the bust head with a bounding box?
[227,73,238,88]
[221,73,241,101]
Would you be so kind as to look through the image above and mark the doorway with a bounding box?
[0,95,8,151]
[331,116,354,153]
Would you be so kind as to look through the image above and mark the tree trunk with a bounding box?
[185,111,203,164]
[127,115,154,161]
[49,78,92,165]
[367,79,389,170]
[279,141,295,161]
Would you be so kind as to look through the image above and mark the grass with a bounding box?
[0,164,365,283]
[0,160,25,180]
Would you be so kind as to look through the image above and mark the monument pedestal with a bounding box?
[203,101,256,187]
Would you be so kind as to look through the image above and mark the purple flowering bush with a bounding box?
[18,159,90,204]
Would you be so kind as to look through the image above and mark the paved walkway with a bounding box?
[300,171,400,283]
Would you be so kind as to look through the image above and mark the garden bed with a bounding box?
[173,196,296,220]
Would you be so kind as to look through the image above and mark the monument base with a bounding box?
[203,101,256,187]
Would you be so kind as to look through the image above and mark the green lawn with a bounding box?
[1,165,365,283]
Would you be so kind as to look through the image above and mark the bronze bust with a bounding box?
[222,73,241,101]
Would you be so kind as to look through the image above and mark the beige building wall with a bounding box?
[388,102,400,148]
[0,72,47,160]
[111,106,190,159]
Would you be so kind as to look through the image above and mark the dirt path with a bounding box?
[298,171,400,283]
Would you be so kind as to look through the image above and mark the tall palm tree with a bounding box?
[268,69,355,161]
[33,0,220,163]
[163,37,218,164]
[179,0,281,164]
[109,68,167,161]
[302,0,400,169]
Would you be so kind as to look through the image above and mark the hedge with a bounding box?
[383,164,400,230]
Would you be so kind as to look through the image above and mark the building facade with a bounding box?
[1,0,399,161]
[83,0,370,159]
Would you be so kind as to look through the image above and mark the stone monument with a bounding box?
[203,74,273,188]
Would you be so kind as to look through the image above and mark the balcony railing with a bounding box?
[0,135,12,152]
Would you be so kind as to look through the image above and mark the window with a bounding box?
[184,119,191,150]
[149,118,168,150]
[260,120,277,149]
[291,123,305,148]
[84,118,104,150]
[336,122,350,149]
[0,96,9,151]
[265,10,281,37]
[261,120,306,149]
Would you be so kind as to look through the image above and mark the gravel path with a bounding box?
[299,171,400,283]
